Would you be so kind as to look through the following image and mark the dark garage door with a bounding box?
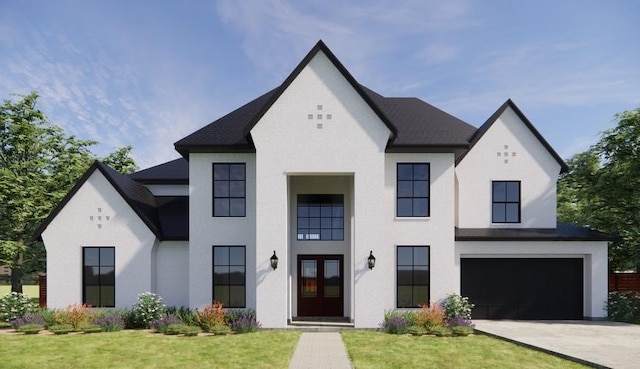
[461,258,583,320]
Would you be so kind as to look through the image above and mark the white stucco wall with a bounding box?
[188,153,257,311]
[41,171,157,309]
[455,241,609,318]
[384,153,457,307]
[250,50,392,328]
[456,106,560,228]
[156,241,189,307]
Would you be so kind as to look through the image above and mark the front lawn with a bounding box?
[0,330,301,368]
[0,285,39,298]
[341,331,588,369]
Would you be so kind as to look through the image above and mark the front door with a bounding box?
[297,255,344,317]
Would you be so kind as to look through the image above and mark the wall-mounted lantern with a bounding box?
[270,250,279,270]
[368,250,376,270]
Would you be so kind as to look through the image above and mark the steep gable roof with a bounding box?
[175,40,476,158]
[457,99,569,173]
[129,158,189,184]
[33,161,188,241]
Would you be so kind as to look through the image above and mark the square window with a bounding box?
[297,194,344,241]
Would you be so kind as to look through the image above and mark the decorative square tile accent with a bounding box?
[89,207,112,229]
[317,123,323,129]
[326,114,332,120]
[308,114,313,120]
[317,105,323,110]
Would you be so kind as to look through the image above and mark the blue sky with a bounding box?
[1,0,638,169]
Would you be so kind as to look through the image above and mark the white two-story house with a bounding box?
[35,41,611,328]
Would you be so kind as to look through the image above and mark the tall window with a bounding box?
[213,163,246,217]
[492,181,521,223]
[297,194,344,241]
[83,247,115,307]
[397,163,430,217]
[397,246,430,308]
[213,246,245,308]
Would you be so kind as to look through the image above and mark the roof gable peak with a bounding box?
[457,99,568,173]
[242,40,398,138]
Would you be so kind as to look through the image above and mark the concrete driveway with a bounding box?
[474,320,640,369]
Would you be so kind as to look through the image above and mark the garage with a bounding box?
[461,258,583,320]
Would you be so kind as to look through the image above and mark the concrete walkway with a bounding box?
[289,332,352,369]
[475,320,640,369]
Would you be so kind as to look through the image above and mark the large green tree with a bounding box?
[558,106,640,271]
[0,92,137,292]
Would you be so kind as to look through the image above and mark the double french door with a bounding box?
[297,255,343,317]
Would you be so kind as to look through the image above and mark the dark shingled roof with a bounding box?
[174,40,475,159]
[129,158,189,184]
[33,161,188,241]
[455,222,616,241]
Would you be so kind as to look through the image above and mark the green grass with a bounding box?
[0,285,39,298]
[0,285,40,306]
[342,331,589,369]
[0,330,301,368]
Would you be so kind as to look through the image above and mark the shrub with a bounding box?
[415,303,446,331]
[0,292,36,322]
[447,316,475,329]
[195,302,227,332]
[166,306,197,326]
[227,309,261,333]
[209,324,231,335]
[380,311,410,334]
[55,303,93,330]
[122,308,145,329]
[40,308,57,327]
[132,292,166,328]
[607,291,640,323]
[451,325,474,336]
[150,313,182,334]
[442,294,474,320]
[49,324,73,335]
[407,325,427,336]
[92,312,125,332]
[16,323,44,334]
[10,313,46,329]
[431,325,452,337]
[165,323,201,336]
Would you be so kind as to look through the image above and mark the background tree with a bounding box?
[102,145,138,174]
[0,92,137,292]
[558,107,640,271]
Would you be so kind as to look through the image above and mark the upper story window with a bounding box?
[83,247,115,307]
[397,163,430,217]
[492,181,521,223]
[297,194,344,241]
[213,163,246,217]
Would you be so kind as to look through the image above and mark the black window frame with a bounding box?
[82,247,115,308]
[396,246,430,308]
[396,163,430,217]
[212,245,246,308]
[296,194,344,241]
[492,181,521,223]
[213,163,246,217]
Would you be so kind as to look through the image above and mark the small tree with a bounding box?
[0,92,137,291]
